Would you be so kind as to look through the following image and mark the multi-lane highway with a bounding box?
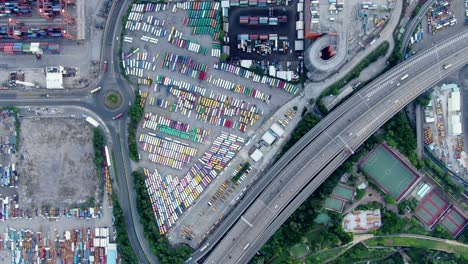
[192,28,468,263]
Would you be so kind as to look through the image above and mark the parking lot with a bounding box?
[121,2,300,244]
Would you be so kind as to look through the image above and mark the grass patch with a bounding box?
[290,243,309,259]
[104,91,123,109]
[308,246,349,263]
[330,243,394,263]
[111,193,138,263]
[365,236,468,254]
[128,92,144,161]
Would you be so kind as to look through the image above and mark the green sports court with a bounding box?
[323,197,345,212]
[359,144,419,201]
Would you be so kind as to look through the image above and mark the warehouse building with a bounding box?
[447,86,462,136]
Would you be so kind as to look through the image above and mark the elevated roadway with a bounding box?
[192,28,468,263]
[401,0,436,55]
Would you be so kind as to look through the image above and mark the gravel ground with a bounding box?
[18,117,99,207]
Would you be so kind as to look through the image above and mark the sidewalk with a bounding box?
[304,0,403,99]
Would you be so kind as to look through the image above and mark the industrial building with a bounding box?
[45,65,64,89]
[447,86,462,136]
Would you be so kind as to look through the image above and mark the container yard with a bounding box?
[122,1,298,245]
[423,84,468,177]
[143,132,244,234]
[0,227,118,264]
[166,97,305,248]
[427,0,458,34]
[0,0,104,90]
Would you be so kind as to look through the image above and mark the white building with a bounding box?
[447,87,462,135]
[45,66,64,89]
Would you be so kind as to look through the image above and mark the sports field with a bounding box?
[440,207,467,237]
[415,190,450,227]
[324,197,345,212]
[360,144,419,201]
[332,185,354,201]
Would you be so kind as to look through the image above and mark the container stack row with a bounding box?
[122,51,157,77]
[214,62,300,94]
[1,195,102,221]
[2,227,115,264]
[0,163,17,187]
[160,52,208,80]
[207,75,272,103]
[176,1,222,40]
[167,27,209,55]
[142,112,211,143]
[139,133,198,170]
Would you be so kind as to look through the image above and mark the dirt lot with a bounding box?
[18,118,98,207]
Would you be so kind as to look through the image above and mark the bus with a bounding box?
[400,74,409,81]
[90,87,102,94]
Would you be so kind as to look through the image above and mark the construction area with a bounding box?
[304,0,395,77]
[423,83,468,177]
[120,1,306,248]
[0,0,108,89]
[18,117,98,208]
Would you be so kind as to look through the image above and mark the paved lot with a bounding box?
[228,3,297,61]
[122,2,297,245]
[0,0,105,89]
[19,117,99,207]
[410,0,468,55]
[167,96,307,248]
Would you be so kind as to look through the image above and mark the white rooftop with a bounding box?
[261,130,277,145]
[45,66,64,89]
[250,149,264,162]
[270,122,285,137]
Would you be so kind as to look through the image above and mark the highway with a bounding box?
[192,29,468,263]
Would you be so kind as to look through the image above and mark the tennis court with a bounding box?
[440,207,467,237]
[359,144,419,201]
[415,190,450,227]
[332,185,355,201]
[323,197,345,213]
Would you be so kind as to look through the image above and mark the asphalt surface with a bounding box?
[192,29,468,264]
[401,0,436,55]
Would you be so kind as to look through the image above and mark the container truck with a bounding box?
[102,61,108,73]
[112,113,124,120]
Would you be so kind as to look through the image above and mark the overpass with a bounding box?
[190,28,468,263]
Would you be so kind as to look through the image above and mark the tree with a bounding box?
[220,53,229,62]
[384,195,397,205]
